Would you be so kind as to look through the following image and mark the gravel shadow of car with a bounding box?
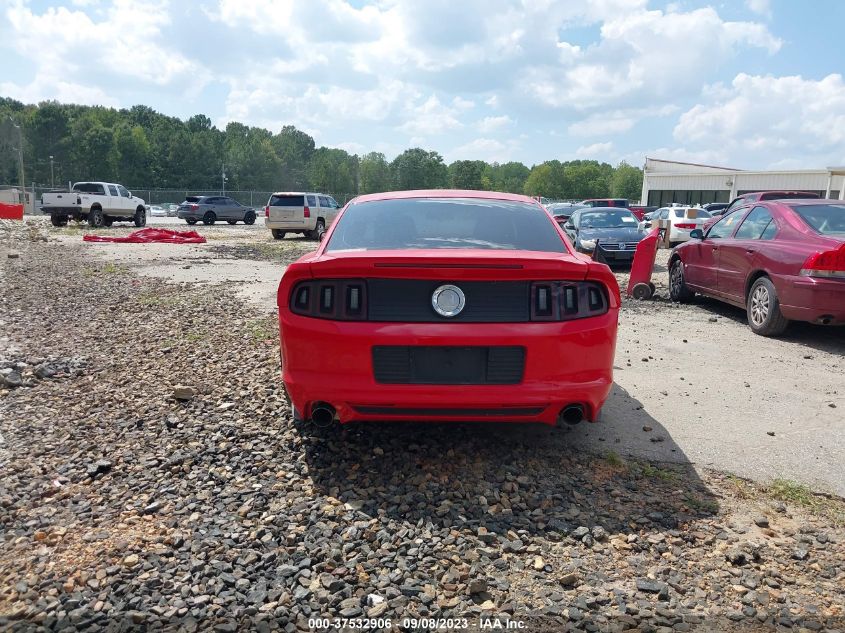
[301,390,717,540]
[688,295,845,355]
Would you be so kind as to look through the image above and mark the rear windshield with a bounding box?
[674,208,711,218]
[73,183,105,195]
[270,195,304,207]
[326,198,566,253]
[579,209,639,228]
[790,204,845,235]
[184,196,201,203]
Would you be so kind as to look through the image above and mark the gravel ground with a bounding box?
[1,220,844,632]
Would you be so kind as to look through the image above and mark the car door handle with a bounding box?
[745,248,756,253]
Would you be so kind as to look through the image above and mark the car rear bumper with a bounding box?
[279,312,618,425]
[177,211,201,220]
[266,220,313,230]
[779,275,845,324]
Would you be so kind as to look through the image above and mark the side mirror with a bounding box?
[690,229,704,240]
[564,222,574,230]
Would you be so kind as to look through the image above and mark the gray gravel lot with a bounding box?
[1,219,844,632]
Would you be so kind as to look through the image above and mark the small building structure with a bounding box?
[641,158,845,206]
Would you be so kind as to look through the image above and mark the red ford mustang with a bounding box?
[277,190,620,427]
[669,199,845,335]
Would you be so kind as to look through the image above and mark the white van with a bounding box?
[264,192,341,240]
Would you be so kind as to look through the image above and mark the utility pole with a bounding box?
[8,117,25,201]
[221,163,227,195]
[49,155,55,188]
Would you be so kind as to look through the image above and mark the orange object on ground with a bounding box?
[83,228,207,244]
[0,202,24,220]
[626,226,661,299]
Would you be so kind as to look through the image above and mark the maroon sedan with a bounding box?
[668,200,845,335]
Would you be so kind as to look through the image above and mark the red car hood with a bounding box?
[295,248,592,282]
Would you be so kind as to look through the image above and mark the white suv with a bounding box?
[264,192,341,240]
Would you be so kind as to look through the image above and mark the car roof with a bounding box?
[350,189,541,205]
[579,206,630,212]
[270,191,331,196]
[772,198,844,206]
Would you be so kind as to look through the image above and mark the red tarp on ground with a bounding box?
[83,228,207,244]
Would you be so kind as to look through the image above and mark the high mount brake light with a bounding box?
[800,245,845,278]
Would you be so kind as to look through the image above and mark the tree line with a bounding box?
[0,98,643,201]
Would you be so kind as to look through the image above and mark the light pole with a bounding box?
[221,163,228,195]
[49,155,54,188]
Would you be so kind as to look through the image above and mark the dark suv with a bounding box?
[177,196,257,225]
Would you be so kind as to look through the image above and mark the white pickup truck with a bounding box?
[40,182,147,228]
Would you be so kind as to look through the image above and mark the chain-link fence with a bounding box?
[1,185,360,214]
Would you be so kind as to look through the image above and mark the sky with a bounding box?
[1,0,844,170]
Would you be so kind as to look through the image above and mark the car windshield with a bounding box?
[73,183,104,194]
[790,203,845,235]
[184,196,201,203]
[579,210,638,228]
[326,197,566,253]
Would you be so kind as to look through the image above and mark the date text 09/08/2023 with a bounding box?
[308,616,527,630]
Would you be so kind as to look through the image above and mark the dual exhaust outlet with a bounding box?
[308,402,585,427]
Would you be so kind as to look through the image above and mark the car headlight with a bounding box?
[579,238,596,250]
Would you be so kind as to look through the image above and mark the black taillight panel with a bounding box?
[529,281,608,321]
[290,280,368,321]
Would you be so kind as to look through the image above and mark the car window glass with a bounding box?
[327,198,567,253]
[108,185,118,196]
[673,209,685,218]
[306,195,317,207]
[760,220,777,240]
[734,206,774,240]
[329,197,339,208]
[706,213,743,239]
[117,185,130,198]
[318,196,331,207]
[788,203,845,235]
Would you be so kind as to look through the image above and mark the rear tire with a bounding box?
[134,208,146,228]
[186,219,197,225]
[309,219,326,240]
[747,277,789,336]
[202,211,216,225]
[271,229,286,240]
[88,207,104,228]
[227,220,238,225]
[243,211,256,225]
[669,258,694,303]
[50,215,68,228]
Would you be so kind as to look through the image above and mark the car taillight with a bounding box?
[675,223,696,229]
[530,281,608,321]
[190,204,199,210]
[290,280,367,320]
[800,245,845,278]
[303,206,310,218]
[264,206,269,217]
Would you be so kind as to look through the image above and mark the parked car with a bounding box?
[580,198,629,208]
[547,202,586,224]
[40,181,146,228]
[177,196,257,225]
[149,205,167,217]
[639,206,713,245]
[278,189,621,427]
[264,192,341,240]
[628,205,657,221]
[703,202,729,215]
[561,207,645,264]
[669,200,845,336]
[165,203,179,217]
[701,192,822,232]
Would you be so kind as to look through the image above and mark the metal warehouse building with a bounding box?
[640,157,845,207]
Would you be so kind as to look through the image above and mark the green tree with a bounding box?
[611,161,644,201]
[114,124,153,186]
[448,160,486,190]
[272,125,315,190]
[564,160,613,200]
[486,161,530,193]
[523,161,567,198]
[359,152,390,194]
[307,147,358,194]
[390,148,447,190]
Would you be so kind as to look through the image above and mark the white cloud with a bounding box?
[398,95,463,136]
[575,141,614,158]
[449,137,519,163]
[673,73,845,166]
[477,115,512,133]
[746,0,771,18]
